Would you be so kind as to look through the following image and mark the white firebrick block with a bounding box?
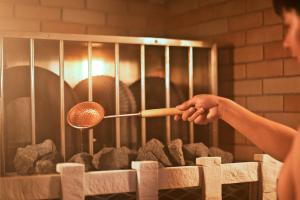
[56,163,85,200]
[132,161,159,200]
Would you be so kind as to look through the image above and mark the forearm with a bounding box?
[218,97,296,161]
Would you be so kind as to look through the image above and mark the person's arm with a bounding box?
[175,95,296,161]
[291,134,300,199]
[218,97,295,161]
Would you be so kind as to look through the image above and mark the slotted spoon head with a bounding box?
[67,101,105,129]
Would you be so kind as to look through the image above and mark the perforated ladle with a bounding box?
[67,101,183,151]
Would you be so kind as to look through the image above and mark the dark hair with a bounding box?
[273,0,300,16]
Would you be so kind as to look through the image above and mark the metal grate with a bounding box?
[0,31,218,176]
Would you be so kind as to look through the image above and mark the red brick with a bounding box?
[234,80,262,96]
[0,18,40,31]
[263,77,300,94]
[214,0,246,18]
[166,6,217,29]
[234,45,263,64]
[87,0,127,14]
[167,0,199,15]
[234,145,263,161]
[246,25,283,44]
[284,95,300,112]
[0,2,13,17]
[63,9,105,25]
[247,95,283,112]
[128,1,166,17]
[246,0,273,11]
[147,17,165,32]
[198,0,226,7]
[87,25,127,35]
[265,113,300,129]
[211,31,246,47]
[127,29,147,37]
[229,12,263,31]
[284,58,300,76]
[247,60,283,78]
[264,8,282,25]
[219,64,246,81]
[233,64,246,80]
[107,14,147,29]
[41,0,85,9]
[264,42,291,60]
[10,0,40,5]
[41,21,85,34]
[197,19,228,37]
[165,25,200,39]
[15,5,61,21]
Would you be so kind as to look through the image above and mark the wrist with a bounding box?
[216,96,227,120]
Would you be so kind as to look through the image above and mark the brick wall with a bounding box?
[0,0,166,37]
[165,0,300,161]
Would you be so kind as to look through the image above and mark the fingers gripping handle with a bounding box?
[140,108,183,118]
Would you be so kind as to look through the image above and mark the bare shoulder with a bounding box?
[291,133,300,198]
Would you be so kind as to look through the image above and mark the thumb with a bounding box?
[206,106,219,121]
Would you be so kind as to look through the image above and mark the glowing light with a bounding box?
[81,59,114,78]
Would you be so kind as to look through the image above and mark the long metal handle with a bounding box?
[104,108,182,119]
[104,113,141,119]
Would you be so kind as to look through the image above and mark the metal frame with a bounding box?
[0,38,4,176]
[140,45,146,146]
[0,31,217,175]
[209,44,218,146]
[165,46,171,143]
[115,43,121,148]
[30,39,36,145]
[188,47,194,144]
[88,42,94,153]
[59,40,66,160]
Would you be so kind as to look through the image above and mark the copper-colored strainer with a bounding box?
[67,101,105,129]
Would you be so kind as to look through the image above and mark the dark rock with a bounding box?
[93,147,137,170]
[69,152,94,171]
[13,139,58,175]
[167,139,185,166]
[14,146,39,175]
[183,143,209,161]
[137,139,172,167]
[36,139,57,157]
[35,151,63,174]
[208,147,234,163]
[136,149,158,162]
[185,160,195,166]
[35,160,55,174]
[92,147,114,170]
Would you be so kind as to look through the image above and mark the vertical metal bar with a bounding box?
[0,38,5,176]
[140,45,146,146]
[210,44,218,146]
[59,40,66,161]
[165,46,171,144]
[188,47,194,143]
[30,39,36,145]
[88,42,94,154]
[115,43,120,148]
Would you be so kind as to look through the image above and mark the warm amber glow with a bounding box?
[81,59,114,78]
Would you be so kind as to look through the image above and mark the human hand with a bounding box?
[174,94,222,124]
